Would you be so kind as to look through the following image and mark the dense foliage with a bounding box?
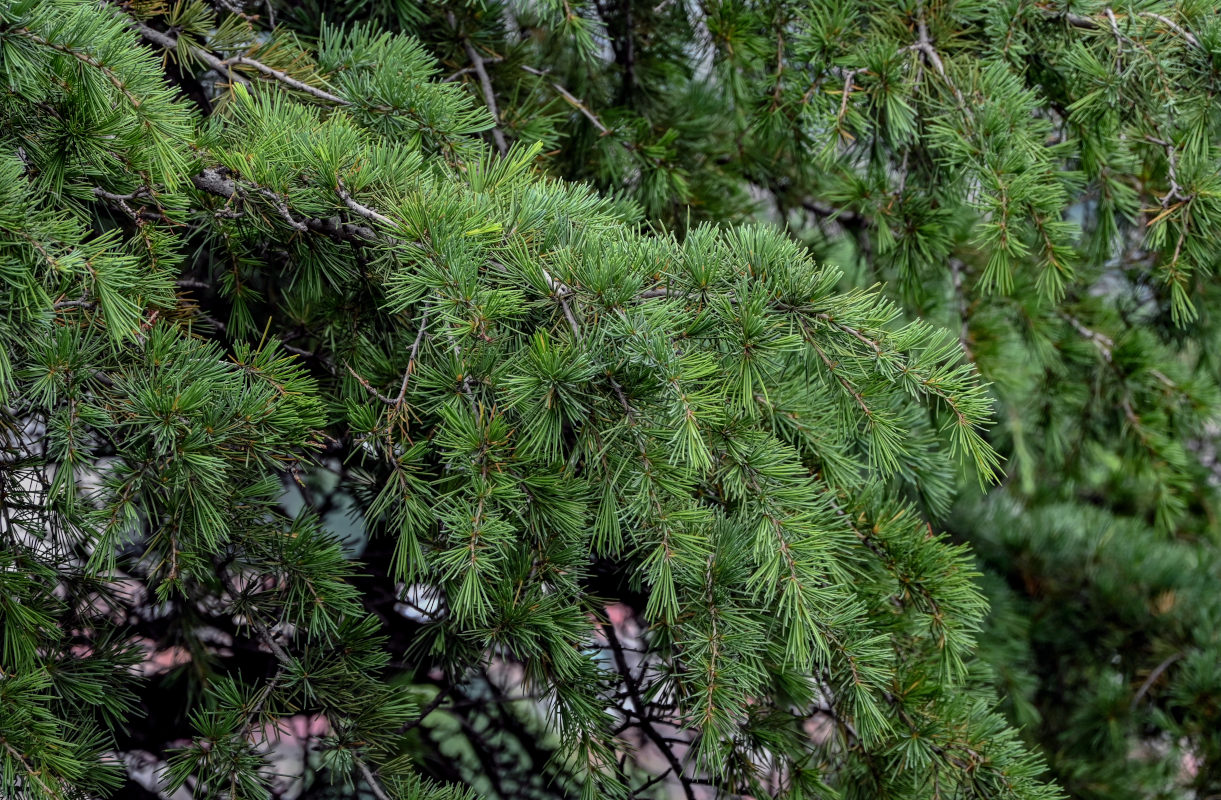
[363,2,1221,797]
[1,1,1219,800]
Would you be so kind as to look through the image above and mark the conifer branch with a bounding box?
[1060,312,1113,363]
[13,3,1213,797]
[3,740,63,800]
[520,65,636,151]
[912,12,965,106]
[836,68,858,134]
[396,685,452,734]
[223,55,350,105]
[14,27,144,109]
[191,169,381,242]
[336,179,400,229]
[219,565,402,800]
[129,19,252,88]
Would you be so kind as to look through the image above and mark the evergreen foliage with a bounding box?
[1,1,1219,800]
[288,1,1221,797]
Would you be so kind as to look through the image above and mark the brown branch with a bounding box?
[396,309,430,405]
[130,19,252,88]
[448,13,508,155]
[1139,11,1200,49]
[604,623,697,800]
[1130,651,1183,711]
[132,17,362,107]
[3,740,62,800]
[836,68,857,133]
[811,339,873,416]
[191,169,381,242]
[608,374,634,416]
[354,759,395,800]
[814,314,884,357]
[346,363,398,405]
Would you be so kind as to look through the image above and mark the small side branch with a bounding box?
[354,759,394,800]
[449,13,508,155]
[346,363,398,405]
[223,56,349,105]
[1059,312,1113,363]
[604,623,697,800]
[912,14,965,106]
[337,178,399,228]
[191,168,381,243]
[521,65,639,155]
[396,310,430,405]
[130,19,252,89]
[1139,11,1200,49]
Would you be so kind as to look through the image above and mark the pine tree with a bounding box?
[258,0,1221,798]
[2,1,1216,800]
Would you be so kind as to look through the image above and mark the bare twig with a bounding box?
[191,169,382,242]
[1140,11,1200,49]
[255,186,307,232]
[836,68,857,132]
[449,13,508,155]
[912,14,965,106]
[1060,312,1113,363]
[129,19,252,89]
[396,309,430,405]
[3,740,60,799]
[354,759,394,800]
[1145,135,1185,208]
[605,623,697,800]
[336,178,399,228]
[346,363,398,405]
[608,374,634,416]
[53,298,96,310]
[520,64,638,153]
[1130,651,1183,711]
[224,56,349,105]
[93,185,152,221]
[396,685,452,734]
